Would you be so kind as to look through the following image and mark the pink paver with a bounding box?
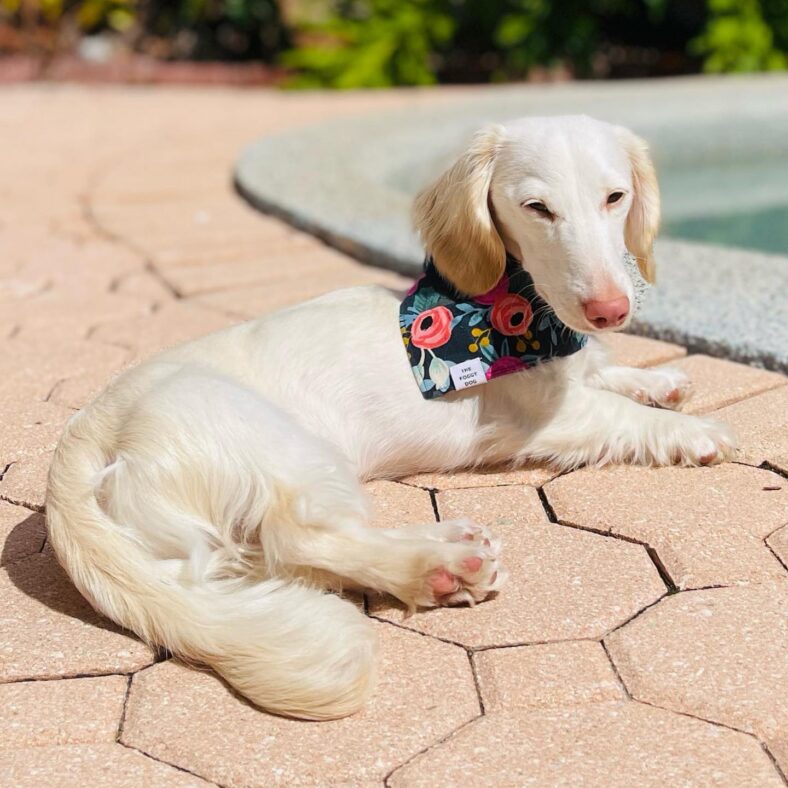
[369,485,666,646]
[0,84,786,784]
[545,463,788,588]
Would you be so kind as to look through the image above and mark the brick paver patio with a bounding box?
[1,85,786,787]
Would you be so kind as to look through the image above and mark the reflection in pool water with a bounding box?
[664,204,788,256]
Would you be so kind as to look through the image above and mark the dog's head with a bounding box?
[413,115,660,333]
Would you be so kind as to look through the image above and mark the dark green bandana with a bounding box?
[399,255,588,399]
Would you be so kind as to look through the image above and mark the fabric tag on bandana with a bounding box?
[449,359,487,390]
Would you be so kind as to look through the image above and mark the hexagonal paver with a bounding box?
[714,386,788,472]
[45,344,132,411]
[0,744,209,786]
[114,270,175,304]
[600,332,687,368]
[192,266,411,321]
[389,701,781,787]
[606,583,788,772]
[767,525,788,571]
[91,301,237,360]
[666,355,786,414]
[121,621,479,786]
[0,553,155,682]
[160,243,354,296]
[364,480,436,529]
[474,641,624,712]
[0,502,45,567]
[1,338,128,409]
[13,238,142,297]
[545,464,787,589]
[0,676,127,747]
[8,291,153,345]
[399,463,555,490]
[369,486,665,647]
[0,400,72,510]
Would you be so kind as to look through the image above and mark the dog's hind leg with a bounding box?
[266,513,506,610]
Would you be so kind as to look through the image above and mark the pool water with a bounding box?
[665,204,788,255]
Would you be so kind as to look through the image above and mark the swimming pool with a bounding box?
[659,156,788,255]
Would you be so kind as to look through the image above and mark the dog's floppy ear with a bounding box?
[618,128,660,283]
[413,125,506,296]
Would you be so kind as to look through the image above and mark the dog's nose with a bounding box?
[583,296,630,329]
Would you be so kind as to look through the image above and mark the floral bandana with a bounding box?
[399,255,588,399]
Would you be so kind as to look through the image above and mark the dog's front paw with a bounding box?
[633,367,692,410]
[665,416,737,466]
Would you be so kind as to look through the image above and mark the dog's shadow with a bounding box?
[2,512,148,644]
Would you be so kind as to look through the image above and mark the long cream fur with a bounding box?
[47,116,734,722]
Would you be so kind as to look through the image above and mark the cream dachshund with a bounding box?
[47,115,734,721]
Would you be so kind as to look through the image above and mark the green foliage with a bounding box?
[1,0,786,79]
[692,0,787,71]
[282,0,453,87]
[282,0,692,86]
[0,0,288,60]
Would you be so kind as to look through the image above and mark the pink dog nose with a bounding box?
[583,296,630,329]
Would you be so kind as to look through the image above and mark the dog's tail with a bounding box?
[46,404,376,720]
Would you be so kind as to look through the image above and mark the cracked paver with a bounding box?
[1,84,786,784]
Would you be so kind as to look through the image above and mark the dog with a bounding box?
[46,115,735,721]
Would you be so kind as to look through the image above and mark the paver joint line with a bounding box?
[467,650,486,715]
[603,639,788,785]
[644,546,679,593]
[118,739,218,787]
[600,592,670,640]
[600,640,633,700]
[0,495,44,514]
[630,694,788,783]
[116,675,133,743]
[382,714,484,787]
[767,544,788,574]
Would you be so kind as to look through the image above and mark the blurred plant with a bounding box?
[282,0,717,87]
[283,0,720,87]
[691,0,787,71]
[0,0,288,60]
[1,0,786,79]
[282,0,453,87]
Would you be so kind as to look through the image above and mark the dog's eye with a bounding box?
[524,201,554,219]
[607,191,625,205]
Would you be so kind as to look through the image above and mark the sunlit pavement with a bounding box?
[0,85,786,786]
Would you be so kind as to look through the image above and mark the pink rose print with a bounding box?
[473,275,510,305]
[486,356,527,380]
[410,306,453,349]
[490,293,533,336]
